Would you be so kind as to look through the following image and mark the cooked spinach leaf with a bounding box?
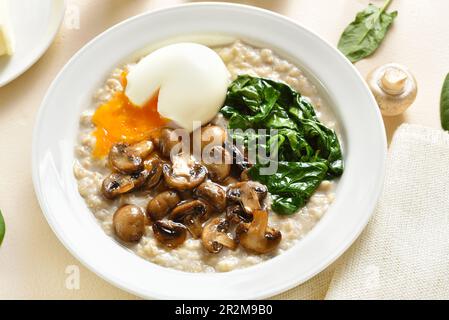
[220,75,344,215]
[249,161,329,215]
[0,210,5,246]
[440,73,449,131]
[338,0,398,63]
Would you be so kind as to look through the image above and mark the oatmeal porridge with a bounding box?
[73,40,342,273]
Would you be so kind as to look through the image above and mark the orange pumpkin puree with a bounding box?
[92,88,168,158]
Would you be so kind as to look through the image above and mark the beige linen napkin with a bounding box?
[273,124,449,300]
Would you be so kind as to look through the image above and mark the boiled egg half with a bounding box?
[125,43,230,132]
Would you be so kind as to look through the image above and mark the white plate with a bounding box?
[0,0,65,87]
[32,3,387,299]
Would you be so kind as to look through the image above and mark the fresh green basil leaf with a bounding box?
[440,73,449,131]
[338,0,398,63]
[0,210,5,246]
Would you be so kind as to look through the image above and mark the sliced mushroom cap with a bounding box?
[203,146,231,182]
[200,125,227,150]
[159,128,187,158]
[101,170,149,199]
[129,140,155,158]
[162,155,207,191]
[152,220,187,249]
[227,181,268,202]
[109,143,143,174]
[113,204,146,242]
[195,181,227,212]
[226,181,267,214]
[226,204,253,224]
[142,153,163,190]
[202,217,237,253]
[108,140,154,173]
[169,199,209,238]
[236,209,282,254]
[146,191,180,222]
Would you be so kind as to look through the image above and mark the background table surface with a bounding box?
[1,0,448,299]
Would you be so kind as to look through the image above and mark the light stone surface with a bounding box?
[1,0,448,299]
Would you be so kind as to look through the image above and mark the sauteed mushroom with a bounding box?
[152,220,187,248]
[228,143,251,172]
[101,170,149,199]
[109,140,154,173]
[226,204,253,224]
[236,209,281,254]
[162,155,207,190]
[222,176,239,186]
[202,217,237,253]
[226,181,267,214]
[113,204,146,242]
[159,128,187,158]
[200,125,227,150]
[177,189,193,201]
[129,140,155,158]
[146,191,180,222]
[169,199,209,238]
[195,181,227,212]
[203,146,231,182]
[143,153,163,189]
[227,181,268,202]
[239,183,261,214]
[240,168,251,181]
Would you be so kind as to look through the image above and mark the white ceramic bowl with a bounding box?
[32,3,386,299]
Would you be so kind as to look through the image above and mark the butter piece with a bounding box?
[0,0,14,56]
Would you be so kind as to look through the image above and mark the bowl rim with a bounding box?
[32,2,387,299]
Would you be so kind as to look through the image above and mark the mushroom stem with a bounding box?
[236,209,281,254]
[250,209,268,238]
[202,217,237,253]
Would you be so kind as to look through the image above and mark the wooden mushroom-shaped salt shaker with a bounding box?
[366,63,417,116]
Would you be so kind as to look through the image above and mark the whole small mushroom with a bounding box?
[195,181,227,213]
[146,191,180,222]
[201,217,237,253]
[203,145,231,182]
[159,128,189,158]
[367,63,417,116]
[113,204,146,242]
[200,125,227,150]
[236,209,282,254]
